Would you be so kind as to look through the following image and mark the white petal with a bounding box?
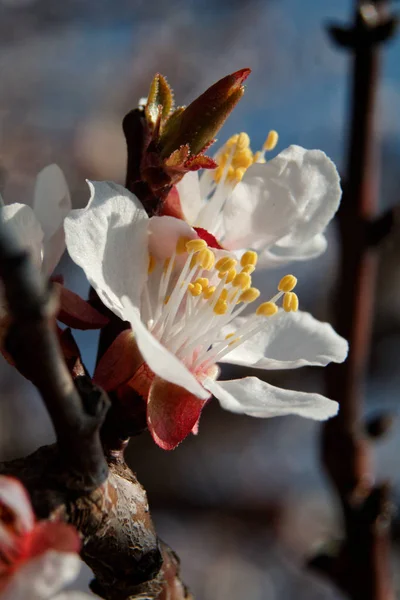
[1,203,44,269]
[33,164,71,240]
[265,146,341,246]
[220,310,348,370]
[175,172,205,225]
[64,181,149,321]
[121,297,209,400]
[1,551,80,600]
[0,476,34,548]
[204,376,338,420]
[148,216,197,260]
[33,165,71,273]
[222,163,300,251]
[257,233,328,268]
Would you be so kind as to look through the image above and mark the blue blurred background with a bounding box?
[1,1,400,598]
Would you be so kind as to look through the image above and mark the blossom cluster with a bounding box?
[0,68,348,597]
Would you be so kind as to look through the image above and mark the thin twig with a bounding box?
[315,2,397,599]
[0,217,109,491]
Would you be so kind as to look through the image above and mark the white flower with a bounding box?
[65,182,347,450]
[0,476,92,600]
[1,164,71,279]
[173,132,341,267]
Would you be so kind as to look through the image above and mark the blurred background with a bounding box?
[0,0,400,598]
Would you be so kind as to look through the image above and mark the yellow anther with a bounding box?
[256,302,278,317]
[163,257,171,273]
[203,285,216,299]
[215,257,237,274]
[214,300,228,315]
[197,248,215,271]
[263,130,279,151]
[148,254,156,274]
[219,267,236,283]
[237,132,251,149]
[241,265,255,275]
[186,239,207,253]
[176,236,191,255]
[229,336,242,346]
[214,132,254,184]
[164,295,170,305]
[188,282,203,297]
[278,274,297,293]
[239,287,261,303]
[195,277,209,288]
[232,272,251,290]
[283,292,298,312]
[218,288,228,302]
[240,251,258,268]
[225,332,235,339]
[234,167,247,182]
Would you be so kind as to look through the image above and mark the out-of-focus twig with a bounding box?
[0,217,110,491]
[312,2,397,599]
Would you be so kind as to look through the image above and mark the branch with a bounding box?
[313,3,396,599]
[0,216,109,491]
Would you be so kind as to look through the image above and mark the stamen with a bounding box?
[256,302,278,317]
[232,272,251,291]
[241,265,255,275]
[239,287,260,303]
[218,267,236,283]
[264,130,279,151]
[278,274,297,293]
[148,254,156,274]
[283,292,299,312]
[176,236,191,255]
[240,251,258,268]
[215,256,237,273]
[186,239,207,253]
[214,299,228,315]
[203,285,216,299]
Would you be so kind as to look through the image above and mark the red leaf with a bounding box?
[147,377,209,450]
[162,186,185,220]
[194,227,223,249]
[56,284,109,330]
[183,155,217,171]
[94,330,143,392]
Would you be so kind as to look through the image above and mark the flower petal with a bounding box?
[222,146,341,253]
[64,181,149,321]
[175,171,205,225]
[147,215,197,260]
[121,297,209,400]
[222,163,300,251]
[257,233,328,268]
[0,477,34,548]
[1,204,44,270]
[263,146,341,246]
[204,376,338,420]
[1,551,81,600]
[28,521,80,557]
[220,310,348,370]
[147,376,208,450]
[33,165,71,274]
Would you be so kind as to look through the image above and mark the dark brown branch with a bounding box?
[0,217,109,491]
[314,3,397,599]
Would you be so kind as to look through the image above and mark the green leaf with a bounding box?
[145,73,174,128]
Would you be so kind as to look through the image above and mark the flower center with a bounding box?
[143,239,298,375]
[195,129,278,236]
